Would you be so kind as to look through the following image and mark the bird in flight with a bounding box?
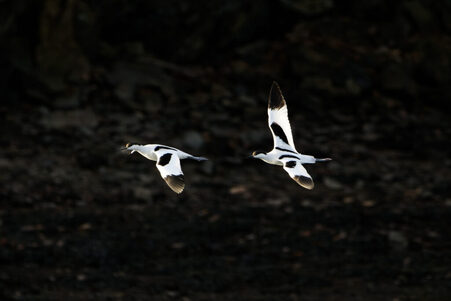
[122,143,207,194]
[250,81,331,189]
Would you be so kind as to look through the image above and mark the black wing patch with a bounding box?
[285,161,297,168]
[268,81,286,110]
[294,175,314,190]
[271,122,289,145]
[157,153,172,166]
[279,154,299,160]
[155,145,176,152]
[164,174,185,194]
[275,147,297,154]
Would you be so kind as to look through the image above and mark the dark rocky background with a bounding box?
[1,0,451,300]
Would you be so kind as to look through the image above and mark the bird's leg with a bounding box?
[315,158,332,162]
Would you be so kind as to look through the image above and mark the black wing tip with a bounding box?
[164,174,185,194]
[269,81,286,110]
[294,175,314,190]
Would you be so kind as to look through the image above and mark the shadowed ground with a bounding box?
[1,1,451,300]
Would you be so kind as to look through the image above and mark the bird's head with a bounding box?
[122,142,138,154]
[250,150,266,160]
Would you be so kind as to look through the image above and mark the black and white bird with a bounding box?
[122,143,207,194]
[250,81,331,190]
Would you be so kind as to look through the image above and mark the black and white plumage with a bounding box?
[123,143,207,194]
[250,81,331,190]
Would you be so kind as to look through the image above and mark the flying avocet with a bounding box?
[123,143,207,194]
[250,82,331,189]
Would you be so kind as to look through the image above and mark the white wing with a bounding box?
[155,150,185,194]
[281,158,314,190]
[267,81,297,151]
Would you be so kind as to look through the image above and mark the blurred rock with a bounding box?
[53,93,80,109]
[200,160,214,175]
[380,63,416,96]
[123,42,146,57]
[301,77,345,96]
[114,83,135,103]
[266,197,289,207]
[388,230,408,250]
[239,94,256,106]
[323,177,343,189]
[229,185,247,195]
[345,78,362,95]
[402,0,434,31]
[362,123,379,142]
[415,43,450,86]
[132,186,153,200]
[107,61,175,102]
[230,60,250,74]
[362,200,375,207]
[36,0,90,89]
[211,83,232,99]
[183,131,204,150]
[240,129,268,146]
[138,88,164,113]
[280,0,334,16]
[41,109,99,129]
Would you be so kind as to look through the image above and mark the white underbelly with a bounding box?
[139,151,157,161]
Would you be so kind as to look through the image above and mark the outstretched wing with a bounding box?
[281,158,314,190]
[155,150,185,194]
[268,81,297,151]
